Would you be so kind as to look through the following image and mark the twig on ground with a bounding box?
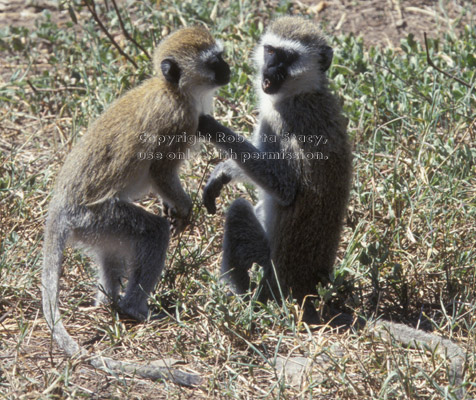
[26,80,87,93]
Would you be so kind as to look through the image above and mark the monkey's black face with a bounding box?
[208,53,231,86]
[261,45,298,94]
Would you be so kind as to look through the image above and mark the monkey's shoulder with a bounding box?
[54,78,197,205]
[99,78,196,134]
[276,92,348,148]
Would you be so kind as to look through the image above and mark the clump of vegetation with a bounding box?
[1,1,474,398]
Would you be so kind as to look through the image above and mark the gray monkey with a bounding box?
[200,16,352,321]
[199,16,465,395]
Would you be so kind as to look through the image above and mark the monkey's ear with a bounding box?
[319,45,333,72]
[161,59,181,84]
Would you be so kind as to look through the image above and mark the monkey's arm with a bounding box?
[150,164,192,235]
[200,115,297,209]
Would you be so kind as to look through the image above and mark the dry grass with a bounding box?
[1,0,475,398]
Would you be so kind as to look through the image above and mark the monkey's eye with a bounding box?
[265,45,275,55]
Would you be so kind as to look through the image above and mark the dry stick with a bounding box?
[27,80,87,93]
[110,0,151,60]
[424,32,472,89]
[84,0,138,69]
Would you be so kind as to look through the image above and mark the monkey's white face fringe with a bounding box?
[183,42,225,113]
[254,32,326,103]
[259,32,308,54]
[199,41,224,63]
[192,86,215,115]
[198,47,223,113]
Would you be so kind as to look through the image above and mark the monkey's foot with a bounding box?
[116,300,168,322]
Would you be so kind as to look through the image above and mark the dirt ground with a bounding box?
[0,0,473,47]
[308,0,473,47]
[0,1,474,398]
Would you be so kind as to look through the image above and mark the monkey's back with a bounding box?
[54,77,197,207]
[266,91,352,302]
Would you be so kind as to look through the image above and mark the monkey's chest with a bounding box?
[118,160,153,202]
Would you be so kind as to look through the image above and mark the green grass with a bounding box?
[0,0,475,398]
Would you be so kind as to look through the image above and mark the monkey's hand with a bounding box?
[163,202,191,236]
[202,172,232,214]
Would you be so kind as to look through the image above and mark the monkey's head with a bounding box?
[153,26,230,92]
[254,16,333,99]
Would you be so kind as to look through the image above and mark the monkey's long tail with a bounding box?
[373,320,465,399]
[41,220,202,387]
[41,222,81,356]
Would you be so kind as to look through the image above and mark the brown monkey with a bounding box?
[42,25,230,385]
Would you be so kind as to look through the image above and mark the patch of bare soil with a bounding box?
[306,0,472,46]
[1,0,473,47]
[0,0,67,28]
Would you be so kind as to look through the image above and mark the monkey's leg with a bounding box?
[222,198,272,295]
[96,253,125,306]
[77,200,170,320]
[118,212,170,321]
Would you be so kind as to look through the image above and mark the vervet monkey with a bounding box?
[199,16,465,394]
[200,16,351,322]
[42,26,230,385]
